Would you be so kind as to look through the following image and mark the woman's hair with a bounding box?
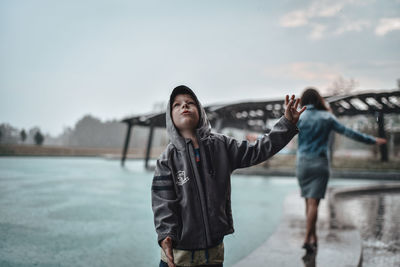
[300,87,329,111]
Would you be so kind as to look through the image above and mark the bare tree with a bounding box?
[152,101,167,113]
[326,76,359,96]
[0,123,19,144]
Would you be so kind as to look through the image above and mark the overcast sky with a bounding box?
[1,0,399,136]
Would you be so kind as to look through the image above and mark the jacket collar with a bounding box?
[305,104,315,110]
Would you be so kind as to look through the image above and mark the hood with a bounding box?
[166,85,211,150]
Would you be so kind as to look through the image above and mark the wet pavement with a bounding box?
[234,183,400,267]
[233,190,362,267]
[331,184,400,267]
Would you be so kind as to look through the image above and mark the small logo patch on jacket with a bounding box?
[176,171,189,186]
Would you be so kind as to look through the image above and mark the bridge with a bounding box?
[120,89,400,167]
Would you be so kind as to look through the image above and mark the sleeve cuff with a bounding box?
[158,232,178,247]
[279,116,299,133]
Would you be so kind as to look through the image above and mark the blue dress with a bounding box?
[296,105,376,199]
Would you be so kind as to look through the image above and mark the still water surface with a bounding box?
[0,157,374,267]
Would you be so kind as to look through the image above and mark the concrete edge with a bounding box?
[233,167,400,180]
[328,183,400,230]
[233,190,362,267]
[330,183,400,197]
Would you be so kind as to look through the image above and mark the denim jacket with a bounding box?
[297,104,376,158]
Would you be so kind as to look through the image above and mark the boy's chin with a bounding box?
[175,120,199,132]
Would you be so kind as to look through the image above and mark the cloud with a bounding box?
[279,0,385,40]
[264,62,340,84]
[280,10,308,27]
[264,61,342,89]
[375,18,400,36]
[279,1,346,28]
[263,61,397,92]
[285,62,340,81]
[334,20,371,35]
[308,2,344,18]
[366,60,400,69]
[309,24,327,40]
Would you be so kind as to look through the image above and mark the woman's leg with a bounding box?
[305,199,308,217]
[310,198,320,244]
[304,198,320,245]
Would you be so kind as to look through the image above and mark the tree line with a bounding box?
[0,115,168,149]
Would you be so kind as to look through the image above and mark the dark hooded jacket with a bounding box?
[151,87,299,250]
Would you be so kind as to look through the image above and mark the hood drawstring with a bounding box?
[191,250,195,264]
[205,248,210,264]
[205,142,215,178]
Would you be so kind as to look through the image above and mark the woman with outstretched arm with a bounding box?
[296,87,387,253]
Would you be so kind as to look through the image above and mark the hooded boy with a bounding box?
[152,85,305,267]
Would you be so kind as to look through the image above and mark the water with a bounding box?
[0,157,299,267]
[335,191,400,267]
[0,157,384,266]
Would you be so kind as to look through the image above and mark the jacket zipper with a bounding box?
[204,143,215,177]
[186,141,210,248]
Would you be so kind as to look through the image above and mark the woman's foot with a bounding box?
[309,234,317,246]
[302,243,317,254]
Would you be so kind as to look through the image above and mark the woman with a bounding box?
[296,87,386,253]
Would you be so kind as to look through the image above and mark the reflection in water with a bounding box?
[302,250,317,267]
[335,191,400,267]
[373,195,384,241]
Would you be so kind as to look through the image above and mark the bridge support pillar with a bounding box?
[145,123,155,170]
[121,123,133,167]
[377,112,388,162]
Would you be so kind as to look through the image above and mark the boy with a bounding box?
[152,85,305,267]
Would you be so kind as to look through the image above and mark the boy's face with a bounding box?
[171,94,200,132]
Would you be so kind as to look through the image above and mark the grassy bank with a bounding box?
[264,154,400,171]
[1,144,399,171]
[0,144,163,159]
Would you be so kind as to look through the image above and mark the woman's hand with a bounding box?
[284,94,306,124]
[161,236,175,267]
[375,137,387,145]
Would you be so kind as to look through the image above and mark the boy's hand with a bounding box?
[161,236,175,267]
[284,94,306,124]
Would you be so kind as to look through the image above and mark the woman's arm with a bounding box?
[330,115,386,145]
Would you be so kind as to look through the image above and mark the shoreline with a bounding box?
[0,144,163,158]
[1,144,399,180]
